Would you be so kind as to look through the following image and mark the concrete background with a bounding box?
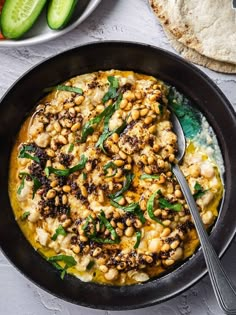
[0,0,236,314]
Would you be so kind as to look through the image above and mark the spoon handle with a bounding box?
[173,164,236,314]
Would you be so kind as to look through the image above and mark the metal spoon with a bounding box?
[171,112,236,314]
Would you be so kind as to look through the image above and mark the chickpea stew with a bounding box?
[9,70,224,285]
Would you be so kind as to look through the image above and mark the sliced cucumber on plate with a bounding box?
[47,0,78,30]
[1,0,47,39]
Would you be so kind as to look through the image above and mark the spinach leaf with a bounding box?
[21,211,30,220]
[193,182,207,200]
[134,231,142,249]
[147,190,164,225]
[159,198,183,211]
[45,155,87,177]
[103,161,118,177]
[109,173,134,199]
[102,76,119,103]
[140,174,160,180]
[110,199,145,224]
[51,225,67,241]
[48,255,77,280]
[68,143,74,153]
[44,85,83,94]
[18,145,40,164]
[17,172,42,199]
[96,94,123,153]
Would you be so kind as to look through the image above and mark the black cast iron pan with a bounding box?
[0,41,236,310]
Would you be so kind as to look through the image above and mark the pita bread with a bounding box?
[164,26,236,73]
[150,0,236,65]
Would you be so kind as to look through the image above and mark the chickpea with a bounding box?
[74,95,85,105]
[114,159,125,167]
[104,268,119,281]
[189,164,201,178]
[120,99,128,109]
[161,243,170,252]
[175,189,182,198]
[123,90,135,101]
[72,245,80,254]
[62,194,68,205]
[131,109,140,121]
[202,210,214,225]
[171,240,180,250]
[71,122,81,132]
[148,156,155,164]
[144,166,152,174]
[140,199,147,211]
[46,189,56,199]
[149,238,163,253]
[64,102,74,109]
[112,133,119,143]
[144,116,153,125]
[164,259,175,266]
[62,219,72,228]
[63,185,71,193]
[99,265,108,273]
[93,247,102,257]
[81,186,88,198]
[140,108,149,116]
[160,227,171,237]
[170,247,183,261]
[58,135,68,145]
[125,226,135,237]
[119,151,127,160]
[148,125,157,134]
[53,121,61,132]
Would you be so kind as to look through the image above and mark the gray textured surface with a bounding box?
[0,0,235,314]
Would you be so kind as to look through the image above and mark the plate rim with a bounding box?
[0,0,101,47]
[0,40,236,310]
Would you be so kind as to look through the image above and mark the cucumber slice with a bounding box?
[1,0,47,39]
[47,0,78,30]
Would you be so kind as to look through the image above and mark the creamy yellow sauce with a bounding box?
[9,70,223,285]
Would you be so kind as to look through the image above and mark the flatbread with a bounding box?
[150,0,236,65]
[163,26,236,73]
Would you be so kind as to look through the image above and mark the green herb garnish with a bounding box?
[82,172,87,180]
[17,172,42,199]
[168,86,201,139]
[109,173,134,199]
[68,143,74,153]
[140,174,160,180]
[45,155,87,177]
[159,198,183,211]
[134,231,142,249]
[193,182,207,200]
[96,211,120,244]
[18,145,40,164]
[102,76,119,103]
[82,212,120,244]
[82,215,96,237]
[110,199,146,224]
[44,85,83,94]
[86,260,95,270]
[103,161,118,177]
[21,211,30,220]
[147,190,164,225]
[80,100,118,143]
[48,255,77,280]
[51,225,67,241]
[96,113,126,154]
[81,76,121,143]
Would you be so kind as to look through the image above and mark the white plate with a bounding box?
[0,0,101,47]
